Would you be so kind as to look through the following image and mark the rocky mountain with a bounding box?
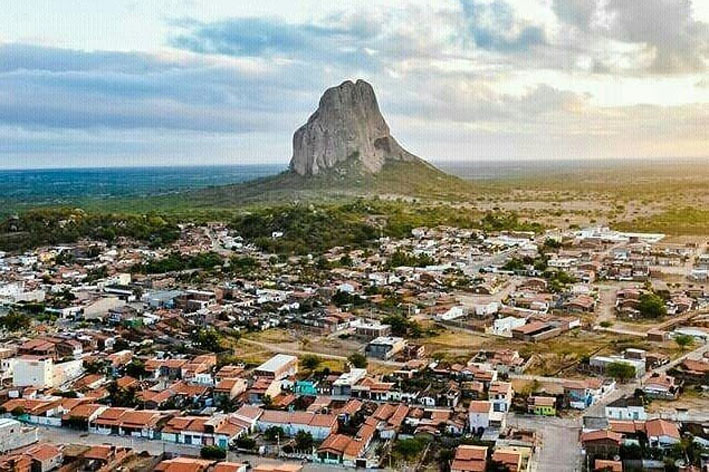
[289,79,419,176]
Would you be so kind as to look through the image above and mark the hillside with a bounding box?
[188,158,473,207]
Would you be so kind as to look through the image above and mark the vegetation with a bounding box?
[382,314,423,338]
[387,249,436,268]
[674,334,694,351]
[264,426,285,442]
[294,431,314,451]
[200,445,227,459]
[192,327,224,352]
[348,353,368,369]
[133,251,223,274]
[301,355,321,371]
[0,208,179,251]
[638,293,667,319]
[0,312,31,331]
[393,437,430,461]
[606,362,636,382]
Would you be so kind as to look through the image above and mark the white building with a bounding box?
[468,401,492,433]
[13,356,84,388]
[605,397,647,421]
[489,316,526,337]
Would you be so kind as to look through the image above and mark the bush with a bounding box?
[348,353,367,369]
[235,436,256,450]
[606,362,636,382]
[301,355,321,370]
[200,445,226,459]
[638,293,667,318]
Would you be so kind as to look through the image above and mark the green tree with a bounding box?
[295,431,314,451]
[125,360,147,378]
[0,312,31,331]
[200,445,226,459]
[348,353,368,369]
[394,437,429,460]
[674,334,694,351]
[301,355,321,371]
[264,426,285,442]
[606,362,636,382]
[638,293,667,318]
[192,327,223,352]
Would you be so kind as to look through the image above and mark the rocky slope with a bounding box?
[289,79,418,176]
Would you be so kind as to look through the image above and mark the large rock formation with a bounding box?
[289,79,418,176]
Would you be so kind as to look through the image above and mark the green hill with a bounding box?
[188,158,473,207]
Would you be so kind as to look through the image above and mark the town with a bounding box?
[0,215,708,472]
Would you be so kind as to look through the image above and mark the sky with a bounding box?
[2,0,709,168]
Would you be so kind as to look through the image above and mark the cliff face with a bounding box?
[289,79,418,176]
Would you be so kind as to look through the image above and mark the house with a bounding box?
[642,373,680,400]
[489,317,526,337]
[605,396,646,421]
[256,411,338,440]
[365,336,406,360]
[589,355,645,378]
[468,401,492,434]
[247,377,282,404]
[12,356,84,388]
[491,448,523,472]
[332,369,367,397]
[89,407,168,439]
[451,445,487,472]
[154,457,214,472]
[316,423,376,468]
[254,354,298,380]
[214,377,248,402]
[511,321,560,342]
[645,419,681,449]
[24,443,63,472]
[580,430,622,458]
[352,319,391,339]
[527,396,556,416]
[0,418,40,453]
[489,382,513,413]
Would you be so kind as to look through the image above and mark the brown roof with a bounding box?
[645,419,680,439]
[580,430,622,444]
[468,401,491,413]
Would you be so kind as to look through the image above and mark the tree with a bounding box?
[125,359,146,378]
[200,445,226,459]
[193,327,222,352]
[264,426,285,442]
[382,314,423,338]
[235,436,256,450]
[295,431,314,451]
[0,312,31,331]
[674,334,694,351]
[606,362,636,382]
[301,355,321,371]
[348,353,367,369]
[394,437,429,460]
[638,293,667,318]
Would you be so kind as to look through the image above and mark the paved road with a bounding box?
[508,413,582,472]
[37,426,343,472]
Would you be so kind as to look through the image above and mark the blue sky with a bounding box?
[2,0,709,168]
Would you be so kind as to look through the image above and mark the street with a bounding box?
[37,426,344,472]
[508,413,582,472]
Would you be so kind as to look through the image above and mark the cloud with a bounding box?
[169,14,382,72]
[0,43,322,133]
[552,0,709,74]
[459,0,547,52]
